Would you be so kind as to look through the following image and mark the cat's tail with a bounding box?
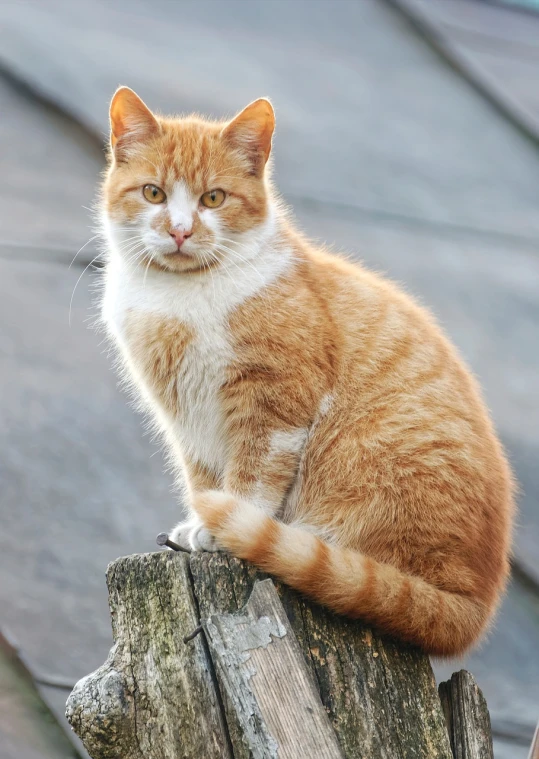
[195,491,492,657]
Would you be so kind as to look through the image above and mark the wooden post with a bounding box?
[66,551,491,758]
[438,670,493,759]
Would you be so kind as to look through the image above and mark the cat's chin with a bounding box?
[144,251,219,275]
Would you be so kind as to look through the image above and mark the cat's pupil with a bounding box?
[152,188,157,197]
[211,192,216,201]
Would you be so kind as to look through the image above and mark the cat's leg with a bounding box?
[169,455,222,552]
[190,368,317,545]
[192,425,308,542]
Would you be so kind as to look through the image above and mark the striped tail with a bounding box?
[195,491,490,657]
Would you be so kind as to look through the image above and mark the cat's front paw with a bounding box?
[189,523,221,552]
[169,516,221,553]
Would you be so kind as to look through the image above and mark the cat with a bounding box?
[101,86,514,657]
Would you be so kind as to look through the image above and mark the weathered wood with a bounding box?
[67,551,491,759]
[438,670,493,759]
[66,552,232,759]
[203,578,343,759]
[190,553,453,759]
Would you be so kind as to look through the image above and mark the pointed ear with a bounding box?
[109,86,159,154]
[221,98,275,175]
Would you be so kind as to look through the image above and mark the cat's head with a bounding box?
[102,87,275,273]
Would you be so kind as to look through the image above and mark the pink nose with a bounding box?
[169,228,192,248]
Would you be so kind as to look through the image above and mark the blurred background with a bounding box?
[0,1,538,757]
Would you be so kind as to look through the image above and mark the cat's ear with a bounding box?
[221,98,275,175]
[109,86,159,155]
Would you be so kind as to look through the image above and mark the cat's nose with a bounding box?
[169,227,192,248]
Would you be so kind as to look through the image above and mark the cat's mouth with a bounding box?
[147,248,218,275]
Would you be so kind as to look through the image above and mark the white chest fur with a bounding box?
[102,245,292,473]
[168,312,232,472]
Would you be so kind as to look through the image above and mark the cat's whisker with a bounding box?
[69,234,101,269]
[215,246,280,322]
[116,235,145,248]
[121,250,146,273]
[124,247,149,277]
[111,239,146,261]
[219,236,278,270]
[203,250,218,308]
[213,249,239,293]
[143,249,157,286]
[119,239,147,259]
[214,243,266,286]
[121,240,145,255]
[69,252,104,327]
[216,241,259,264]
[114,245,147,284]
[212,246,265,293]
[219,234,271,253]
[117,243,145,260]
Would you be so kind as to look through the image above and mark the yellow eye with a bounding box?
[200,189,226,208]
[143,184,166,204]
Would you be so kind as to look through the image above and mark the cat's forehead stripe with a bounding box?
[154,128,223,188]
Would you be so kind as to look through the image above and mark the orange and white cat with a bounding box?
[102,87,514,657]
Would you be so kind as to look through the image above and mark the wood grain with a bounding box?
[203,578,343,759]
[439,670,493,759]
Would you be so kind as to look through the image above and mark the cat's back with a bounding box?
[288,246,513,513]
[303,246,474,395]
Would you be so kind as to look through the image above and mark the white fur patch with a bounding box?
[249,427,308,513]
[268,428,308,457]
[281,394,334,522]
[318,393,334,417]
[168,180,197,231]
[102,210,293,477]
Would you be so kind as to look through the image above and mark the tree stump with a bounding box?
[66,551,491,758]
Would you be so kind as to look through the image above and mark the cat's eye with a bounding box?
[200,189,226,208]
[143,184,166,204]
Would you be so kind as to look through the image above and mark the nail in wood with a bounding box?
[156,532,188,553]
[183,625,204,644]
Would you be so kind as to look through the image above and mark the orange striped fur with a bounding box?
[102,88,515,656]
